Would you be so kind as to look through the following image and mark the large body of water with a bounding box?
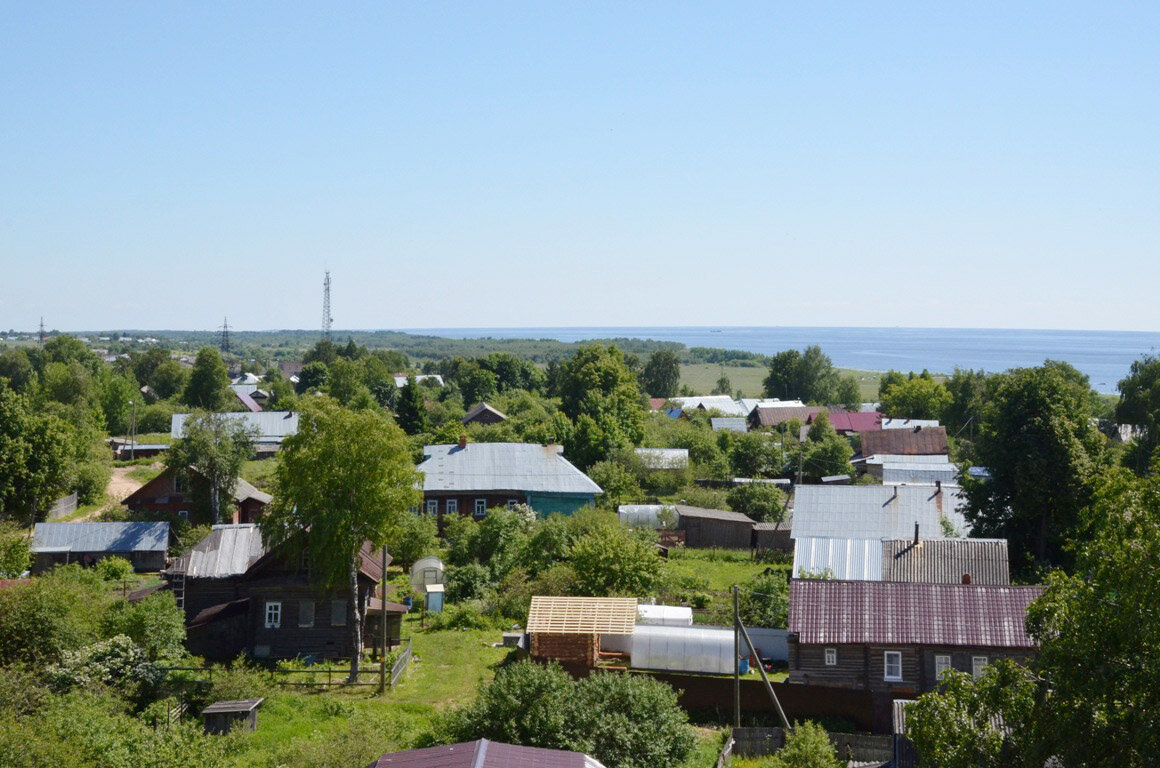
[406,326,1160,394]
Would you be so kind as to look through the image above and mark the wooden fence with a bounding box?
[716,734,734,768]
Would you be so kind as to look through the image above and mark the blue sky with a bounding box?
[2,2,1158,332]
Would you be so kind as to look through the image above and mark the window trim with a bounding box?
[972,655,989,680]
[884,651,903,681]
[506,499,518,509]
[426,499,438,516]
[824,647,837,666]
[264,601,282,629]
[474,498,487,517]
[446,498,458,516]
[331,600,347,627]
[935,654,952,679]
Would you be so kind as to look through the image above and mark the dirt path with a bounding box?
[74,464,158,521]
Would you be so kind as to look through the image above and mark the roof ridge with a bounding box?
[472,738,489,768]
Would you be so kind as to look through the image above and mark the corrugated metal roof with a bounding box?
[790,485,969,540]
[860,427,948,457]
[738,398,806,414]
[32,522,169,553]
[710,417,748,432]
[393,374,444,388]
[793,537,883,580]
[526,596,638,635]
[170,524,267,578]
[171,411,299,442]
[881,418,941,430]
[634,448,689,469]
[670,396,747,416]
[882,539,1010,585]
[881,462,959,485]
[674,504,755,524]
[864,454,950,465]
[368,739,600,768]
[233,389,263,413]
[788,580,1044,647]
[814,412,882,433]
[749,406,826,428]
[419,443,602,495]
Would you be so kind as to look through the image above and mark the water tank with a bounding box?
[409,556,445,593]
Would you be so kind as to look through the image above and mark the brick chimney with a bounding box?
[962,573,972,585]
[457,434,467,450]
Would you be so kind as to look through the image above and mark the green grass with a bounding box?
[662,549,788,624]
[680,364,767,398]
[126,464,164,485]
[240,459,277,491]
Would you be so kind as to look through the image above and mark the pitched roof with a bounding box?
[171,524,267,577]
[171,411,299,442]
[710,417,748,432]
[233,389,263,413]
[881,461,959,486]
[526,596,638,635]
[674,504,755,524]
[813,411,882,433]
[790,484,969,540]
[231,476,273,505]
[634,448,689,470]
[788,580,1044,647]
[738,398,806,414]
[32,522,169,554]
[793,537,883,580]
[881,418,941,430]
[749,406,826,428]
[461,402,507,424]
[648,397,669,411]
[366,739,601,768]
[859,426,948,456]
[393,374,444,388]
[882,538,1010,585]
[670,395,747,416]
[419,443,602,495]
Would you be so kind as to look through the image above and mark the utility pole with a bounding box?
[129,400,138,461]
[379,544,389,694]
[733,585,741,728]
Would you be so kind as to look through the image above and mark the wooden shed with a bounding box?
[674,505,755,549]
[202,698,264,734]
[526,596,637,670]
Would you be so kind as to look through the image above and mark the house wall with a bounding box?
[532,632,597,668]
[679,517,753,549]
[753,528,792,553]
[32,549,166,575]
[525,493,594,517]
[426,492,527,521]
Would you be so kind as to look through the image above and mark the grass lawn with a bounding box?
[662,548,788,625]
[240,459,277,491]
[126,463,164,485]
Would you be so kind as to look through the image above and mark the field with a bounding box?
[680,364,891,402]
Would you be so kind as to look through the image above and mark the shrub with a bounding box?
[95,556,134,582]
[0,521,30,578]
[45,635,164,699]
[768,720,843,768]
[738,569,790,629]
[0,565,109,666]
[445,562,492,603]
[426,601,496,631]
[101,591,186,659]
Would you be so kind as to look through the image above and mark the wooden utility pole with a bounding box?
[733,585,741,728]
[378,544,388,694]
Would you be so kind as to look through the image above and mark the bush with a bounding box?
[426,601,497,631]
[95,556,134,582]
[768,720,843,768]
[0,521,30,578]
[568,524,662,597]
[445,562,492,603]
[45,635,164,700]
[101,591,186,659]
[0,565,109,666]
[74,459,112,505]
[385,512,439,571]
[206,662,275,704]
[738,569,790,629]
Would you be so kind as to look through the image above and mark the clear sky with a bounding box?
[2,2,1158,332]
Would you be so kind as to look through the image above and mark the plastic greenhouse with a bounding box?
[636,604,694,626]
[409,557,445,593]
[629,624,738,675]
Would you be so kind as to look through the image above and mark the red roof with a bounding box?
[860,426,948,456]
[789,580,1044,648]
[648,398,668,411]
[813,411,881,433]
[366,739,589,768]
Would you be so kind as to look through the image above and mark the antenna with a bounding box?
[38,317,46,346]
[322,270,333,340]
[219,317,231,355]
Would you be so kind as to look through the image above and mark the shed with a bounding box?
[752,520,793,553]
[526,596,637,669]
[31,522,169,574]
[674,505,755,549]
[203,698,264,735]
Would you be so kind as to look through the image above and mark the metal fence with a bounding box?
[389,638,412,687]
[47,492,77,521]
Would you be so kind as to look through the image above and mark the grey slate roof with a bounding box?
[462,402,507,423]
[788,580,1044,647]
[882,538,1010,585]
[673,504,755,524]
[793,537,883,580]
[171,411,299,442]
[670,395,747,416]
[232,477,273,505]
[169,524,267,578]
[790,484,969,540]
[711,417,748,432]
[33,522,169,554]
[419,443,602,495]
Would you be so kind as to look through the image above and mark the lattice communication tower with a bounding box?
[322,271,333,340]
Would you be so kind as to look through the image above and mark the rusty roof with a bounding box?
[788,580,1043,647]
[882,538,1010,585]
[749,406,826,428]
[859,426,948,456]
[526,596,638,635]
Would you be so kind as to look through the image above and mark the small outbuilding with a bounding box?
[674,505,755,549]
[202,698,264,734]
[462,402,507,426]
[31,522,169,574]
[526,596,637,670]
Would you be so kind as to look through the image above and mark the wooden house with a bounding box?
[31,522,169,574]
[673,505,755,549]
[168,524,406,661]
[748,406,826,431]
[122,466,271,525]
[858,426,948,458]
[417,440,601,520]
[787,580,1043,696]
[461,402,507,426]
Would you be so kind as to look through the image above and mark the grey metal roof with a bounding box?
[864,454,951,465]
[419,443,602,495]
[738,398,806,414]
[170,524,267,578]
[881,462,960,485]
[232,477,273,505]
[171,411,299,442]
[393,374,444,388]
[790,485,969,540]
[634,448,689,469]
[793,537,883,580]
[674,504,755,524]
[670,396,747,416]
[711,417,748,432]
[882,538,1010,585]
[32,522,169,554]
[881,418,941,430]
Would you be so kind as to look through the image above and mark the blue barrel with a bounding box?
[738,657,749,675]
[402,596,413,608]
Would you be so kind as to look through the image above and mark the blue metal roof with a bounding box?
[33,522,169,553]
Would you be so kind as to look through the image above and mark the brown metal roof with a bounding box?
[788,580,1043,648]
[526,596,637,635]
[749,406,826,429]
[674,504,755,524]
[366,739,592,768]
[882,539,1010,585]
[859,427,948,457]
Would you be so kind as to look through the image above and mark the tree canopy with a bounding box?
[639,349,682,399]
[558,345,645,469]
[182,347,230,409]
[165,412,256,524]
[762,346,839,404]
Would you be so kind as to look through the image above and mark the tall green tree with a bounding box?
[963,362,1104,571]
[0,386,73,523]
[261,398,422,679]
[1115,355,1160,473]
[182,347,230,409]
[762,346,839,404]
[727,481,786,523]
[558,345,645,469]
[640,349,682,398]
[943,368,989,437]
[395,375,429,434]
[879,375,952,420]
[165,412,255,524]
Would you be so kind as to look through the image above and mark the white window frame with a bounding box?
[264,601,282,629]
[506,499,518,509]
[446,499,458,516]
[884,651,903,681]
[409,505,419,515]
[935,654,952,679]
[474,498,487,517]
[298,600,315,628]
[426,499,438,516]
[824,648,837,666]
[972,656,989,680]
[177,510,189,520]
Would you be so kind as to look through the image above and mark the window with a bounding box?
[409,505,419,515]
[177,510,189,520]
[824,648,837,666]
[264,601,282,629]
[331,600,347,627]
[507,499,518,509]
[426,499,438,516]
[935,654,952,679]
[474,498,487,517]
[884,651,903,681]
[298,600,315,628]
[446,499,458,516]
[972,656,989,680]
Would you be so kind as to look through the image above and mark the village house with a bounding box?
[673,504,755,549]
[171,411,299,458]
[787,579,1043,696]
[807,411,882,436]
[416,440,601,520]
[790,484,970,541]
[793,536,1010,584]
[31,522,169,574]
[461,402,507,426]
[167,524,406,661]
[122,466,272,525]
[748,405,826,431]
[858,425,949,458]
